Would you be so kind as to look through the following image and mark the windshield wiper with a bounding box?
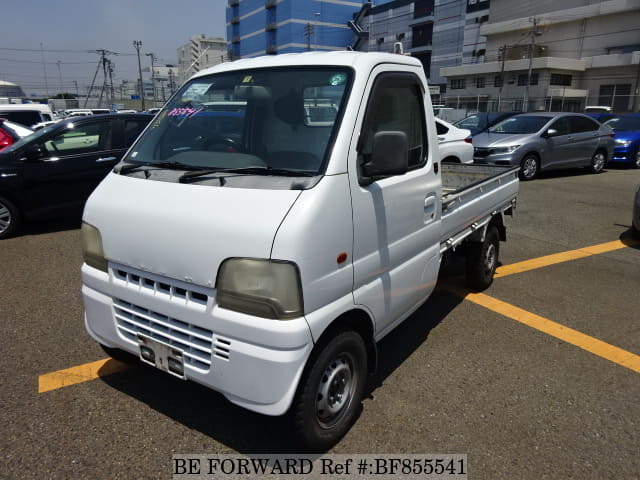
[178,166,316,183]
[117,161,202,175]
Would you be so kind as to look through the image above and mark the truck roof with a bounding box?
[192,51,422,79]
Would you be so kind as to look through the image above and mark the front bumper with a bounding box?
[473,151,519,166]
[82,262,313,416]
[610,147,639,164]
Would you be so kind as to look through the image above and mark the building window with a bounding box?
[412,23,433,48]
[476,77,485,88]
[550,74,572,86]
[494,75,503,87]
[517,73,539,86]
[414,0,434,18]
[451,79,466,90]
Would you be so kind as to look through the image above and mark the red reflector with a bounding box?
[464,137,473,144]
[609,133,615,138]
[337,253,348,264]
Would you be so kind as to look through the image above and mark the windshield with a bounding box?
[488,115,551,134]
[2,122,63,153]
[604,116,640,131]
[123,67,353,176]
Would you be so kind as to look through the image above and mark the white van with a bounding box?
[0,104,54,128]
[81,52,518,450]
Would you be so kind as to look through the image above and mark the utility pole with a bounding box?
[497,44,508,112]
[133,40,146,111]
[523,17,540,112]
[145,53,157,106]
[73,80,79,98]
[108,60,115,108]
[56,61,64,96]
[304,23,314,51]
[40,42,49,98]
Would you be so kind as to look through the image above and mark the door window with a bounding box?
[570,116,599,133]
[359,73,428,171]
[44,121,112,155]
[549,117,571,136]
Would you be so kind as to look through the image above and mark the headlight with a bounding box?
[614,139,632,147]
[81,222,107,272]
[492,145,520,154]
[216,258,303,320]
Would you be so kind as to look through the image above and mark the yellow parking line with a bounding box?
[38,358,130,393]
[495,239,637,278]
[463,291,640,374]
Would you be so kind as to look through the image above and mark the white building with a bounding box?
[177,35,227,83]
[440,0,640,112]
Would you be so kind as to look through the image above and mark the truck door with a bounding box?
[349,68,442,340]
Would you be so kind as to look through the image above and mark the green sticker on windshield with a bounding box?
[329,73,347,86]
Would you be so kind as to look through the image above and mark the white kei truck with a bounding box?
[81,52,519,450]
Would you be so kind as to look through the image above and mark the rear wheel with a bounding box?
[292,330,367,451]
[590,150,606,173]
[0,195,20,239]
[466,226,500,291]
[519,154,539,181]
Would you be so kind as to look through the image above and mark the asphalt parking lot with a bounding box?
[1,166,639,480]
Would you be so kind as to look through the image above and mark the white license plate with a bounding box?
[137,334,186,379]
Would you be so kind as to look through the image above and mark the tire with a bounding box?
[632,150,640,169]
[590,150,606,174]
[519,154,539,181]
[466,225,500,291]
[100,344,139,364]
[0,195,20,239]
[292,330,367,451]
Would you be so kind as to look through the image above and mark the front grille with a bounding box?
[114,299,232,371]
[474,148,491,158]
[112,265,210,309]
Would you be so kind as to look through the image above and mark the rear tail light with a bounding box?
[464,137,473,144]
[0,129,13,150]
[609,133,615,138]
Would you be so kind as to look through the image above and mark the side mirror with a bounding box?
[361,131,409,184]
[542,128,558,138]
[22,144,46,162]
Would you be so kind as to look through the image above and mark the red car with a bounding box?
[0,118,33,151]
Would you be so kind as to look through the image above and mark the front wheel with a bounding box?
[0,195,20,239]
[466,225,500,291]
[632,150,640,169]
[519,154,539,181]
[292,330,367,451]
[590,150,606,173]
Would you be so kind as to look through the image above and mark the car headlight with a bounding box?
[614,139,632,147]
[492,145,520,154]
[81,222,107,272]
[216,258,303,320]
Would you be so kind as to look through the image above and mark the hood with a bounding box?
[472,132,534,148]
[83,173,301,288]
[612,130,640,142]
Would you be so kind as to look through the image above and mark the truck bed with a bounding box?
[440,163,519,252]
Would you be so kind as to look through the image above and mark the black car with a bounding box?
[455,111,522,135]
[0,113,151,238]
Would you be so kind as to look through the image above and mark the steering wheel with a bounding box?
[203,135,244,153]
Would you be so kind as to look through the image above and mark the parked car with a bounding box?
[0,118,33,151]
[0,104,55,128]
[0,113,151,238]
[435,118,473,163]
[603,114,640,168]
[472,112,615,180]
[633,184,640,239]
[584,105,612,113]
[455,111,521,135]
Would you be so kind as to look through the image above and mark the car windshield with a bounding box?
[488,115,552,134]
[123,67,353,176]
[455,114,485,130]
[2,122,62,153]
[604,116,640,131]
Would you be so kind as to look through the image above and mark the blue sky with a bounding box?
[1,0,227,96]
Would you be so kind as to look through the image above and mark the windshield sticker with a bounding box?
[167,107,204,118]
[242,75,253,83]
[329,73,347,86]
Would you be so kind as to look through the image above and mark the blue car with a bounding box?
[604,114,640,168]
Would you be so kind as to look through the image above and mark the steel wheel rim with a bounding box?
[315,353,356,429]
[0,202,11,235]
[484,243,496,276]
[522,157,537,179]
[593,152,605,171]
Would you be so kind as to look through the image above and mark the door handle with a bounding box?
[424,194,436,221]
[424,196,436,208]
[96,156,117,163]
